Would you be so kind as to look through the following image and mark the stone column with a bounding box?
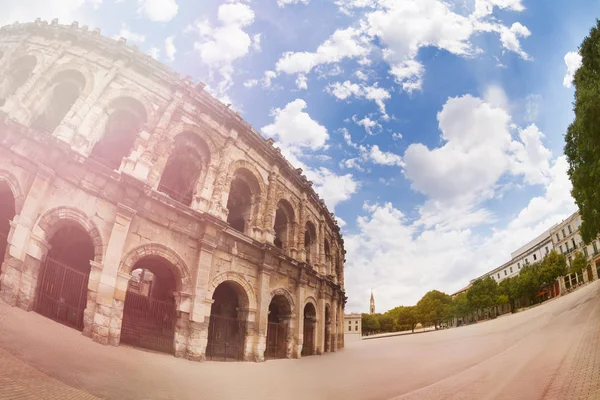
[173,292,193,358]
[262,170,279,244]
[316,290,325,355]
[294,279,306,358]
[208,138,234,221]
[0,166,55,308]
[89,203,136,344]
[331,296,338,352]
[255,264,274,362]
[186,226,218,361]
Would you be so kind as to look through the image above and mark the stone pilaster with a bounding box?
[90,203,135,345]
[316,289,325,355]
[208,138,234,221]
[262,170,279,244]
[294,282,305,358]
[255,264,273,362]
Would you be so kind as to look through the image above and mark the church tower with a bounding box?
[370,291,375,314]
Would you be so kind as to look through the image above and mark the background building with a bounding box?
[344,313,361,336]
[0,20,346,362]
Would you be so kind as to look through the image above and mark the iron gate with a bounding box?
[206,315,246,361]
[302,321,315,356]
[35,257,89,331]
[266,321,288,359]
[121,291,176,354]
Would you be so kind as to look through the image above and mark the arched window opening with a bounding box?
[90,97,147,170]
[32,69,86,133]
[227,169,260,235]
[273,199,294,250]
[121,256,179,354]
[0,182,16,273]
[304,221,317,265]
[36,223,94,331]
[302,302,317,357]
[206,282,248,361]
[266,294,292,359]
[0,55,36,107]
[158,132,207,207]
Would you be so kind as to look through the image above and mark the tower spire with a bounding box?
[370,290,375,314]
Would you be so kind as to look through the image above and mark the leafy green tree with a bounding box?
[378,314,395,332]
[565,20,600,244]
[570,251,588,275]
[451,293,471,319]
[361,313,380,335]
[498,277,517,313]
[416,290,452,329]
[514,263,541,304]
[396,306,418,332]
[467,277,499,317]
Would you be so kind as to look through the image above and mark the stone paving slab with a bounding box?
[0,347,102,400]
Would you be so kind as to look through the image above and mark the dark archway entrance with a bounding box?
[0,182,16,277]
[121,257,178,354]
[302,303,316,356]
[35,223,94,331]
[324,304,331,353]
[206,282,248,361]
[266,294,291,359]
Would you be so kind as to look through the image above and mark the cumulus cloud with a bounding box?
[276,0,530,92]
[113,24,146,44]
[165,35,176,62]
[305,168,359,211]
[137,0,178,22]
[275,27,370,75]
[327,80,391,115]
[277,0,309,7]
[191,1,258,96]
[353,115,382,135]
[563,51,582,88]
[262,99,329,150]
[369,145,404,167]
[403,92,551,209]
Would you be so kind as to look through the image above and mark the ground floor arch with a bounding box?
[206,281,249,361]
[302,302,317,356]
[35,222,94,331]
[266,293,293,359]
[0,181,16,276]
[120,256,178,354]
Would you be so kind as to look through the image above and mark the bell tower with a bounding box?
[370,290,375,314]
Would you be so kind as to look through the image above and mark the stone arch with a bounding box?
[206,271,257,310]
[164,122,219,166]
[226,160,267,197]
[95,88,158,129]
[304,296,318,311]
[35,206,104,263]
[34,61,95,99]
[120,243,192,294]
[0,169,24,214]
[268,287,295,315]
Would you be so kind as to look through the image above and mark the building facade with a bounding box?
[549,212,600,290]
[0,20,346,362]
[344,313,361,334]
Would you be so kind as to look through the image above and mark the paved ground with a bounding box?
[0,281,599,400]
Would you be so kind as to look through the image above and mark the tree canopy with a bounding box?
[565,19,600,243]
[571,251,588,275]
[416,290,452,329]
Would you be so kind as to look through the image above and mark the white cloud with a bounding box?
[392,132,403,140]
[353,115,381,135]
[252,33,262,52]
[355,70,369,81]
[563,51,582,88]
[369,145,404,167]
[165,35,176,62]
[244,79,259,88]
[275,26,370,76]
[403,91,552,208]
[296,74,308,90]
[277,0,309,7]
[137,0,178,22]
[147,47,160,59]
[262,99,329,150]
[191,2,257,97]
[305,168,359,211]
[113,24,146,44]
[327,80,391,115]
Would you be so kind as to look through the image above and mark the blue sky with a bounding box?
[3,0,597,312]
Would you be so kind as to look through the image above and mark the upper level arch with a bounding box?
[0,169,24,214]
[225,161,266,235]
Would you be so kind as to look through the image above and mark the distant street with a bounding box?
[1,281,599,400]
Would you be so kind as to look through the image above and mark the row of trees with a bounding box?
[362,250,576,335]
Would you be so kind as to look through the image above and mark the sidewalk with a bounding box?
[0,347,102,400]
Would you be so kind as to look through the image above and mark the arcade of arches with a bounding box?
[0,21,345,363]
